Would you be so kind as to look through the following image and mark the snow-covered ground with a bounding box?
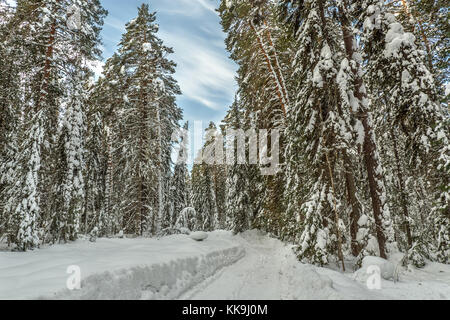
[0,230,448,300]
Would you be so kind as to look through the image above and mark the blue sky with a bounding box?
[99,0,238,126]
[2,0,233,161]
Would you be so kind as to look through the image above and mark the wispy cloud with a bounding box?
[100,0,237,119]
[160,31,236,110]
[104,16,127,33]
[191,0,218,14]
[158,0,217,15]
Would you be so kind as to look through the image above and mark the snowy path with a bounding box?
[178,232,381,300]
[180,232,293,300]
[0,230,449,300]
[182,231,450,300]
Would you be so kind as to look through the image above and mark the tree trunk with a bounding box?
[343,151,362,256]
[391,129,413,248]
[250,20,287,117]
[262,21,290,109]
[156,101,163,233]
[338,2,389,259]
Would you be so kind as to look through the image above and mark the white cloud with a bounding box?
[104,16,127,33]
[159,0,218,16]
[192,0,218,14]
[160,31,236,110]
[101,0,236,113]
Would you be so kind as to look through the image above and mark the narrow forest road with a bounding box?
[179,231,450,300]
[179,232,309,300]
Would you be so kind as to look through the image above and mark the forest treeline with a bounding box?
[0,0,448,270]
[192,0,449,269]
[0,1,183,250]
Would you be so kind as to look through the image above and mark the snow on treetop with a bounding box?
[143,43,152,52]
[384,21,416,59]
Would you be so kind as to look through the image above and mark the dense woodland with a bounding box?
[0,0,448,270]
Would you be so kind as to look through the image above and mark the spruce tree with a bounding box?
[361,0,449,265]
[172,122,190,226]
[224,101,253,234]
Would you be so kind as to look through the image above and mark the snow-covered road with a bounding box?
[1,230,449,300]
[180,231,293,300]
[181,231,450,300]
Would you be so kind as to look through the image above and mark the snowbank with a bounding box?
[1,230,448,300]
[0,231,244,300]
[353,256,396,281]
[190,232,208,242]
[55,246,244,300]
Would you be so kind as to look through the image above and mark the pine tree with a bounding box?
[0,0,56,249]
[92,53,126,236]
[282,0,352,268]
[219,0,291,236]
[214,0,450,269]
[100,4,181,236]
[394,0,449,94]
[82,80,109,236]
[6,111,44,250]
[59,74,86,242]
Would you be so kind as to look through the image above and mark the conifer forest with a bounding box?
[0,0,448,301]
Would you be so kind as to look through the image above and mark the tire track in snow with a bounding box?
[176,248,248,300]
[181,232,294,300]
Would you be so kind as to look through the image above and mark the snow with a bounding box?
[142,43,152,52]
[313,66,323,88]
[0,231,243,300]
[385,21,416,59]
[358,214,369,227]
[5,0,17,7]
[0,230,449,300]
[354,119,365,146]
[355,256,396,281]
[190,232,208,241]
